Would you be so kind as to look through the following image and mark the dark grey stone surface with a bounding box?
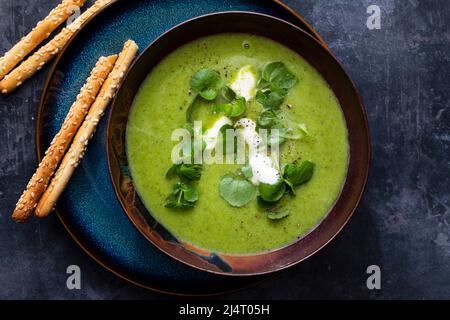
[0,0,448,299]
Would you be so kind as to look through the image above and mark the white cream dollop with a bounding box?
[203,116,232,150]
[229,65,257,101]
[235,118,280,185]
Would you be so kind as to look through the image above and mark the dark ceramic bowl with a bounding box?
[107,11,370,276]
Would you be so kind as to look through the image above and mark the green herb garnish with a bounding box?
[212,86,237,114]
[256,61,297,109]
[168,63,311,215]
[166,163,202,181]
[164,182,199,209]
[257,196,291,220]
[219,175,257,207]
[220,96,246,118]
[282,160,315,194]
[216,85,236,104]
[190,68,221,100]
[261,61,297,90]
[256,109,278,128]
[267,207,291,220]
[256,89,286,110]
[258,179,286,203]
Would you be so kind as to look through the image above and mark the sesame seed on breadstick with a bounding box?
[35,40,138,218]
[12,54,117,223]
[0,0,115,94]
[0,0,87,81]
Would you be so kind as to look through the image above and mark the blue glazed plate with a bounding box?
[37,0,324,295]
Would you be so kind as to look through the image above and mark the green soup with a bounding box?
[126,34,348,254]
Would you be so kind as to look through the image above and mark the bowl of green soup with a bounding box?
[107,12,370,275]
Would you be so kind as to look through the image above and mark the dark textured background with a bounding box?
[0,0,449,299]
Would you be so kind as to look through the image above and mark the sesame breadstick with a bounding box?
[12,54,117,223]
[36,40,138,218]
[0,0,87,81]
[0,0,115,94]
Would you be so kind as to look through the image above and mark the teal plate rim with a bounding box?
[35,0,327,296]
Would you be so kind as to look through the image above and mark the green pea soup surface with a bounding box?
[126,34,349,254]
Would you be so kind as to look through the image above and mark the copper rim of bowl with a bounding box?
[106,11,371,276]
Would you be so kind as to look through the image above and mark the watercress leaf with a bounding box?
[165,186,184,208]
[199,88,217,101]
[235,97,247,116]
[216,85,236,104]
[257,77,270,90]
[283,163,299,185]
[190,69,221,101]
[283,178,296,195]
[167,164,202,180]
[283,160,315,187]
[166,164,179,179]
[267,207,291,220]
[220,104,232,117]
[181,201,195,208]
[258,180,286,203]
[219,176,257,207]
[262,62,285,82]
[182,200,195,208]
[178,164,202,180]
[262,61,297,90]
[182,184,199,202]
[241,165,253,179]
[256,89,286,109]
[165,183,198,209]
[295,160,315,185]
[221,96,246,118]
[165,196,195,209]
[170,182,183,195]
[164,194,180,208]
[257,109,278,128]
[271,69,297,90]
